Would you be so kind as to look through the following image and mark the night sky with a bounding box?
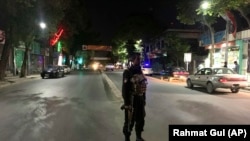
[85,0,182,42]
[84,0,247,44]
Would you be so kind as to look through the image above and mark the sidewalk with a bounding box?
[0,74,41,89]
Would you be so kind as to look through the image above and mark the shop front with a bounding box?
[15,48,25,73]
[204,41,240,70]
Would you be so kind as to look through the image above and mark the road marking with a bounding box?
[101,72,122,99]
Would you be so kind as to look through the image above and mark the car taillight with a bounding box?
[173,72,178,74]
[219,78,227,82]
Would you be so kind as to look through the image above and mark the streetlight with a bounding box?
[201,1,210,10]
[39,22,46,29]
[224,18,230,67]
[200,1,215,67]
[39,22,47,70]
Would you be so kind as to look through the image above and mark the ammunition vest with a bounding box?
[130,74,148,96]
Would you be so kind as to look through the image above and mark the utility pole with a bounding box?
[225,20,230,64]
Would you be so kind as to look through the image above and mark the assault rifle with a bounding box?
[121,95,134,133]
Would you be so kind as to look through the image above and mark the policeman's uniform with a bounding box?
[122,64,146,141]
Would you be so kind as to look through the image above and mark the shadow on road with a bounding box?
[184,86,233,95]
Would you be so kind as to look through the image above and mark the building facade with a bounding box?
[200,29,250,82]
[143,29,204,74]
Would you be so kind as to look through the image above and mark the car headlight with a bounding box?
[92,64,98,70]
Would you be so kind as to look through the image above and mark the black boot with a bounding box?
[136,132,145,141]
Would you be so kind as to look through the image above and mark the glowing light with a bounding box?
[40,22,46,29]
[58,54,63,65]
[201,1,210,10]
[50,28,64,46]
[92,63,99,70]
[78,58,83,65]
[63,57,66,63]
[57,41,62,52]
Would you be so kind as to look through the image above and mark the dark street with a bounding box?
[1,70,250,141]
[0,70,123,141]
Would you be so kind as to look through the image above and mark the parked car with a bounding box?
[41,65,64,79]
[60,65,71,74]
[186,67,248,93]
[142,65,153,76]
[160,66,189,80]
[105,63,115,71]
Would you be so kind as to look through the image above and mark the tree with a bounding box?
[112,13,163,61]
[0,0,33,80]
[112,39,128,63]
[177,0,218,67]
[196,0,250,28]
[163,33,190,67]
[0,0,72,79]
[59,0,89,57]
[19,0,72,77]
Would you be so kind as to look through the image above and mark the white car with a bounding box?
[60,65,71,74]
[142,65,153,76]
[186,67,248,93]
[105,63,115,71]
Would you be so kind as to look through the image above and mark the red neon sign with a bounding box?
[50,28,64,46]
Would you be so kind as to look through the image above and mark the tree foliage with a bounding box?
[196,0,249,16]
[163,33,190,66]
[176,0,219,67]
[196,0,250,28]
[112,13,163,61]
[0,0,86,79]
[18,0,71,77]
[112,39,127,63]
[176,0,217,26]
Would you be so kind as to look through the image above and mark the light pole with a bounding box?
[225,18,230,65]
[200,1,215,67]
[39,22,46,70]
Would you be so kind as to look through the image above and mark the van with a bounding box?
[142,65,153,76]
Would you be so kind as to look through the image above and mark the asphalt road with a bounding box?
[1,69,250,141]
[105,70,250,140]
[0,70,124,141]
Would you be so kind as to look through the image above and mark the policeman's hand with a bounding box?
[125,105,132,110]
[120,104,125,110]
[121,105,131,110]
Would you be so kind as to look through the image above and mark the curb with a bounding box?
[0,75,41,89]
[101,72,122,99]
[147,76,187,86]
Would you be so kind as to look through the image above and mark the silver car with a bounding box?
[60,65,71,74]
[105,63,115,71]
[186,67,248,93]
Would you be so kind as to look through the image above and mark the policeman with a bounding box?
[122,53,147,141]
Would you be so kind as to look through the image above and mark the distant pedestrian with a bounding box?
[234,61,239,74]
[197,64,204,71]
[223,61,228,68]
